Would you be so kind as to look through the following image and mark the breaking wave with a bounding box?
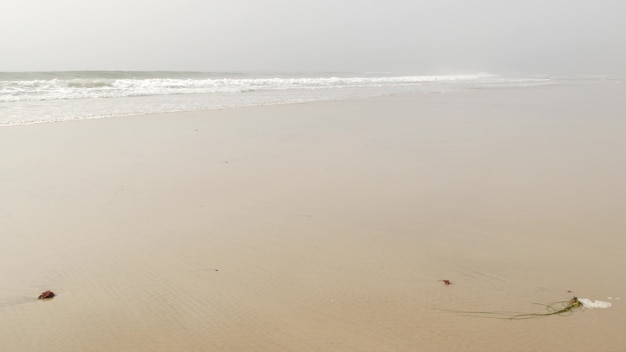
[0,71,548,103]
[0,71,553,125]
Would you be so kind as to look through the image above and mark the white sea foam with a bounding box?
[579,298,612,309]
[0,71,552,125]
[0,72,543,103]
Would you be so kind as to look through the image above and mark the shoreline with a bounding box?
[1,83,625,351]
[0,71,584,128]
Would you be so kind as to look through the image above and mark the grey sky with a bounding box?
[2,0,625,74]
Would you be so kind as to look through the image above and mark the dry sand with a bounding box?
[1,81,625,351]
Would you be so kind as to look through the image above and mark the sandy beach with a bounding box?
[1,81,625,351]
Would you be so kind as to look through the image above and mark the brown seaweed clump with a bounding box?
[38,290,55,300]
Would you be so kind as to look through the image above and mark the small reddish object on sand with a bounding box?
[440,280,452,286]
[38,290,55,299]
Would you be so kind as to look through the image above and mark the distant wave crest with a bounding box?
[0,72,548,103]
[0,71,555,125]
[67,79,115,88]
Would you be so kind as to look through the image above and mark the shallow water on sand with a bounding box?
[1,81,625,351]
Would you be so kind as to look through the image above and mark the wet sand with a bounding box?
[1,81,625,351]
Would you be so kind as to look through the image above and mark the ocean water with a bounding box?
[0,71,551,126]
